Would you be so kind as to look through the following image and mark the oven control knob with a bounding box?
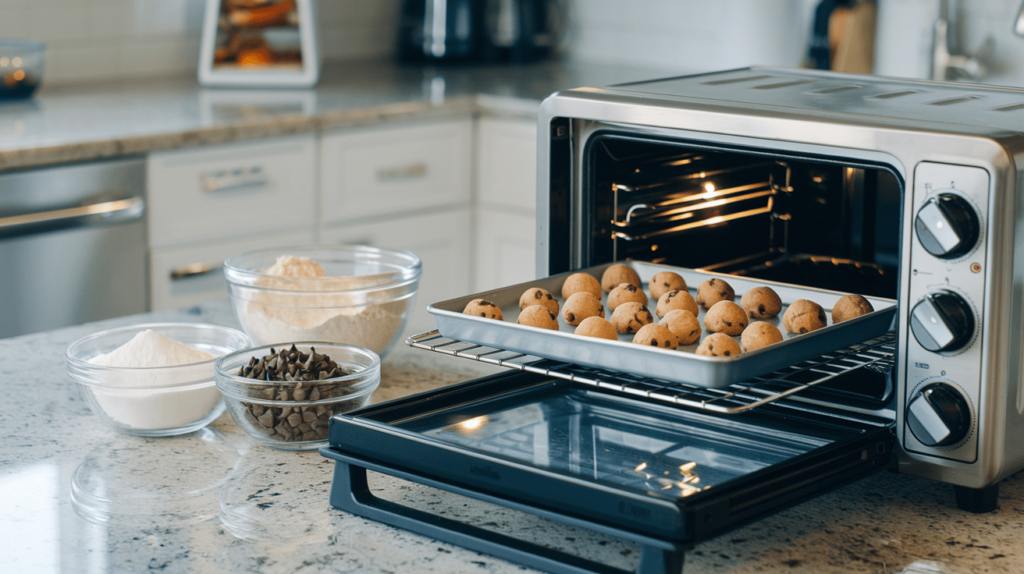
[910,292,974,353]
[915,194,980,259]
[906,383,971,447]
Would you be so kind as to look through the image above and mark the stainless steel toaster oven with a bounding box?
[536,67,1024,504]
[322,68,1024,574]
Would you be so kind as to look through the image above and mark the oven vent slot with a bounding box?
[927,95,982,106]
[408,331,896,416]
[752,80,815,90]
[702,74,772,86]
[872,90,922,99]
[993,102,1024,112]
[809,84,865,94]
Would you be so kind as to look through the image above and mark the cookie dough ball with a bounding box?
[520,287,559,315]
[463,299,503,320]
[610,302,654,335]
[601,264,641,293]
[695,277,735,309]
[517,305,559,330]
[607,283,648,311]
[650,271,687,301]
[659,309,702,345]
[741,321,784,351]
[741,286,783,320]
[575,316,618,341]
[783,299,828,334]
[832,294,874,324]
[562,292,605,326]
[656,289,699,318]
[696,333,742,357]
[632,324,679,350]
[704,301,749,336]
[561,272,602,300]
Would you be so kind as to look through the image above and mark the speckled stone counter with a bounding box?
[0,60,665,171]
[2,300,1022,574]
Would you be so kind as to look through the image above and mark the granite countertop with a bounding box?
[0,60,667,171]
[2,300,1022,574]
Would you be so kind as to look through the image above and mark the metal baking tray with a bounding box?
[428,261,896,389]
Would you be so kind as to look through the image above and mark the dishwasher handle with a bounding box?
[0,196,144,239]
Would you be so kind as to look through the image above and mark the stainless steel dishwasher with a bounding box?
[0,158,147,338]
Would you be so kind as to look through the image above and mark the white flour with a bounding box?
[91,329,214,368]
[242,255,408,355]
[88,329,223,431]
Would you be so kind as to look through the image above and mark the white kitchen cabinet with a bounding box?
[320,119,472,225]
[476,117,538,212]
[147,135,316,249]
[321,209,471,331]
[473,209,537,292]
[474,117,538,291]
[150,231,314,311]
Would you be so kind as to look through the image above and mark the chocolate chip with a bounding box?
[534,291,542,299]
[663,340,671,347]
[650,340,658,346]
[720,291,727,297]
[566,312,575,322]
[663,282,670,287]
[547,310,556,320]
[800,327,808,333]
[546,293,553,300]
[725,321,732,327]
[818,309,826,323]
[758,304,766,315]
[480,312,486,317]
[626,326,635,333]
[723,350,731,356]
[626,285,636,292]
[689,329,698,336]
[709,279,716,285]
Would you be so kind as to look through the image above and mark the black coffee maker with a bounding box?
[398,0,563,63]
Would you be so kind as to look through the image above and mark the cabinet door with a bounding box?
[150,231,314,311]
[476,117,538,212]
[474,208,536,292]
[321,209,471,331]
[148,135,316,248]
[320,120,472,225]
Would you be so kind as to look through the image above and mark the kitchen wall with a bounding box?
[562,0,1024,86]
[561,0,821,73]
[0,0,402,86]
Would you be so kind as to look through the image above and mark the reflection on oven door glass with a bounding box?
[418,388,831,499]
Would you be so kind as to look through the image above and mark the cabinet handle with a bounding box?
[170,262,221,280]
[375,163,427,182]
[200,166,269,192]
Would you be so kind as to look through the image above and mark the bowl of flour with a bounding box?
[224,246,421,359]
[65,323,250,437]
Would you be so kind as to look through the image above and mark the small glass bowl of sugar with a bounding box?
[66,323,250,437]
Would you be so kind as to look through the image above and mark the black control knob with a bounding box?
[907,383,971,447]
[910,291,974,353]
[915,194,980,259]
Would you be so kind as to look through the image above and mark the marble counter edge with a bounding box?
[0,95,537,172]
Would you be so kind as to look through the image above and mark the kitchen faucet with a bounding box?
[932,0,992,81]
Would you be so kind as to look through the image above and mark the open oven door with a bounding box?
[320,369,894,574]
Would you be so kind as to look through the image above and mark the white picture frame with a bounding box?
[198,0,320,88]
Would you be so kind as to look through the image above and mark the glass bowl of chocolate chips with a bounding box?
[215,342,380,450]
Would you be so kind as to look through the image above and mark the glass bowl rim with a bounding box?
[66,322,250,376]
[223,244,422,292]
[214,341,381,391]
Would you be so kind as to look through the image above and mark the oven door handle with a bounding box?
[321,448,688,574]
[0,196,144,239]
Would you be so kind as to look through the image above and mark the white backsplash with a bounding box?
[0,0,401,86]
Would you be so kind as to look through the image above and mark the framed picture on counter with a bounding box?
[198,0,320,88]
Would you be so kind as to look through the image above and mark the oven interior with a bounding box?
[584,133,903,300]
[581,133,904,408]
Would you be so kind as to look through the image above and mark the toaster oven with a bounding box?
[321,68,1024,573]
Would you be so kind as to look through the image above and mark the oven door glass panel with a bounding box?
[398,382,872,500]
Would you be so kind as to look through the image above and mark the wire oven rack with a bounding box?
[407,330,896,415]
